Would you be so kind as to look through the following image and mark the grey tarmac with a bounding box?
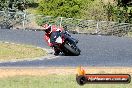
[0,29,132,67]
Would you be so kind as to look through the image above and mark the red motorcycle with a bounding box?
[50,30,81,56]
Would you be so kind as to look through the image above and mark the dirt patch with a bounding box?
[0,67,132,78]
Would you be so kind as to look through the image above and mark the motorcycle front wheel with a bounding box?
[63,41,81,56]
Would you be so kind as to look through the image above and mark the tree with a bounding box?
[37,0,82,18]
[117,0,132,7]
[114,0,132,23]
[0,0,8,10]
[80,0,108,21]
[0,0,27,11]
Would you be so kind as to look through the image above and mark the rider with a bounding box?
[42,24,63,55]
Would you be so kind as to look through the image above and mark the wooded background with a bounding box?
[0,0,132,23]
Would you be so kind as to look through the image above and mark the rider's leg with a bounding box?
[53,44,60,56]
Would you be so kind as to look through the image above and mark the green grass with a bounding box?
[0,42,47,61]
[0,75,131,88]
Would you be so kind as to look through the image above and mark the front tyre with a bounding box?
[63,42,81,56]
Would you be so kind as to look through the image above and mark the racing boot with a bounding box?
[53,44,60,56]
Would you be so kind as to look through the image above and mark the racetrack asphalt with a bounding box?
[0,29,132,67]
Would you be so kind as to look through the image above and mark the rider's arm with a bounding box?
[44,34,53,47]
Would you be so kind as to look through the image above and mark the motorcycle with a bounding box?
[50,30,81,56]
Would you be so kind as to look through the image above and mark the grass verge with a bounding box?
[0,67,132,88]
[0,75,131,88]
[0,42,47,61]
